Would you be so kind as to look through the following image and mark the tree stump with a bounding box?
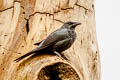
[0,0,100,80]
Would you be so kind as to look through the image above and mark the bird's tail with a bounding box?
[14,48,40,62]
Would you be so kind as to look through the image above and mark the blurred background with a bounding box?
[95,0,120,80]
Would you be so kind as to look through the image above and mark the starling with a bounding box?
[14,21,81,62]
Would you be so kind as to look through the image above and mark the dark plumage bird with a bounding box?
[14,21,81,62]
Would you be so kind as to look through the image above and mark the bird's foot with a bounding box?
[54,51,67,60]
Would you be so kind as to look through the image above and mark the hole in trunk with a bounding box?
[37,62,80,80]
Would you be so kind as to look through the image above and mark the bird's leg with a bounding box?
[54,51,63,59]
[61,52,68,60]
[54,51,67,60]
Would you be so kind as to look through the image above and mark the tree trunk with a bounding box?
[0,0,100,80]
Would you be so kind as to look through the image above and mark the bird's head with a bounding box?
[61,21,81,30]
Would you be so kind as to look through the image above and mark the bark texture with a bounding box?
[0,0,100,80]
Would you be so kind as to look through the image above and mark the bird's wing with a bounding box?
[38,28,69,49]
[34,39,44,45]
[28,29,68,53]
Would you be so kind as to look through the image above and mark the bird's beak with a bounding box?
[73,22,81,26]
[71,22,81,28]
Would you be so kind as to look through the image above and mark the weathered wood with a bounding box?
[0,0,100,80]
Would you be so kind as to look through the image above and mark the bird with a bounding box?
[14,21,81,62]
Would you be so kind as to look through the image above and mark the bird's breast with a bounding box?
[68,29,76,41]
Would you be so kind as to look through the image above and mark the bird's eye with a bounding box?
[68,22,73,25]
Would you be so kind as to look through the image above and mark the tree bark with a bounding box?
[0,0,100,80]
